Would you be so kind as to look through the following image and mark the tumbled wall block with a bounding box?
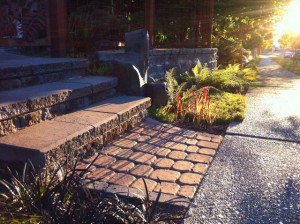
[3,66,33,79]
[0,79,22,91]
[93,118,119,136]
[46,128,95,164]
[18,110,43,127]
[31,62,72,75]
[0,120,17,137]
[27,92,71,111]
[118,100,151,123]
[0,89,116,136]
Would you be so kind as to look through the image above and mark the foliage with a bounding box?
[0,0,46,41]
[165,68,187,105]
[278,33,300,50]
[151,92,246,125]
[213,0,289,51]
[0,159,186,224]
[177,87,218,125]
[150,61,256,126]
[67,1,144,57]
[149,106,177,124]
[211,92,246,124]
[215,37,251,66]
[273,57,300,76]
[172,61,257,94]
[88,61,113,76]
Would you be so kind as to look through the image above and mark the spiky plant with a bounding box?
[0,158,186,224]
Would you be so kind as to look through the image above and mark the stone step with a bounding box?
[0,57,88,91]
[0,75,118,136]
[0,96,151,166]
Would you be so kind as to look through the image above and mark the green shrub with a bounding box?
[214,37,249,67]
[150,61,254,126]
[174,62,257,94]
[211,92,246,124]
[151,91,246,126]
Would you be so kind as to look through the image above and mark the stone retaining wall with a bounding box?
[148,48,218,79]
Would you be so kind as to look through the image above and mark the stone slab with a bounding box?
[0,57,88,79]
[0,76,118,120]
[0,96,150,165]
[85,96,151,122]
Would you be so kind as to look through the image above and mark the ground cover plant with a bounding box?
[150,61,257,133]
[273,57,300,75]
[0,159,186,224]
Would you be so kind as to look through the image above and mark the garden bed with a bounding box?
[149,62,258,135]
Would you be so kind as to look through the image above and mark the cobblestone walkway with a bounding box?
[77,118,223,205]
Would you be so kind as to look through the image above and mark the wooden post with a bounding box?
[49,0,67,57]
[198,0,214,48]
[145,0,155,48]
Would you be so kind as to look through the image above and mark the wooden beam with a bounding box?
[145,0,155,48]
[198,0,214,48]
[49,0,67,57]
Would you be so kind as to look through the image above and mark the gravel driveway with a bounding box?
[184,54,300,224]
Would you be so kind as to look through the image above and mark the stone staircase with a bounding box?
[0,56,151,167]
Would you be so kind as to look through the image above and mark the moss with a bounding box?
[149,106,177,123]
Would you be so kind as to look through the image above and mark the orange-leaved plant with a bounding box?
[176,87,218,125]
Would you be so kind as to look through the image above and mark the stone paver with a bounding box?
[130,164,153,178]
[173,161,194,172]
[78,118,223,205]
[129,152,157,165]
[150,169,181,182]
[113,139,137,148]
[197,140,219,149]
[192,163,209,174]
[165,141,187,151]
[153,182,180,195]
[186,153,213,164]
[91,155,116,167]
[85,168,115,182]
[153,158,174,168]
[131,178,157,191]
[108,173,136,187]
[110,160,135,172]
[168,151,187,160]
[178,186,197,199]
[179,173,203,185]
[186,145,199,153]
[198,148,217,156]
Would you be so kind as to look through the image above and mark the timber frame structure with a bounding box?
[0,0,214,57]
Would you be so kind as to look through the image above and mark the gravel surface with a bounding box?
[228,54,300,142]
[184,54,300,224]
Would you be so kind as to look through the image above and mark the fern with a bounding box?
[192,60,210,82]
[165,68,179,105]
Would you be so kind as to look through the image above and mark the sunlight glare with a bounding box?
[274,0,300,45]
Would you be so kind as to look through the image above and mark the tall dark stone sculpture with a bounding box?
[96,29,149,96]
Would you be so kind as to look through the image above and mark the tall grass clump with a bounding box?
[0,159,186,224]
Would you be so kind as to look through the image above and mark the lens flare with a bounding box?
[274,0,300,46]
